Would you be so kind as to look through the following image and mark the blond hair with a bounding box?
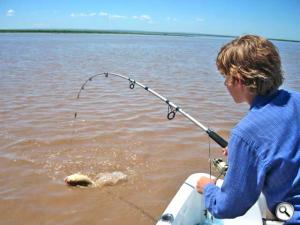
[216,35,283,95]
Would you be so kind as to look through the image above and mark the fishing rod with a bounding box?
[75,72,228,148]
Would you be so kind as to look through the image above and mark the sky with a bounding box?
[0,0,299,40]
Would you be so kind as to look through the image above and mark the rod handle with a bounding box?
[207,129,228,148]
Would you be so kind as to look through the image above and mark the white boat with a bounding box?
[157,173,283,225]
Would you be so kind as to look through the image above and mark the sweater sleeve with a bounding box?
[204,133,268,218]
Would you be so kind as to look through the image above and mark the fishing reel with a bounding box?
[211,158,228,177]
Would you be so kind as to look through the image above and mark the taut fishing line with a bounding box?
[105,190,156,222]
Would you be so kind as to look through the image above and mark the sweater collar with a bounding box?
[250,90,280,110]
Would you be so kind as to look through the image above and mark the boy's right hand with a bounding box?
[222,147,228,156]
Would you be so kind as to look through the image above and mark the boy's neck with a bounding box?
[245,92,256,105]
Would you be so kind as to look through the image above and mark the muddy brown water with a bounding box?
[1,33,299,225]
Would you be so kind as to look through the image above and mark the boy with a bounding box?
[197,35,300,224]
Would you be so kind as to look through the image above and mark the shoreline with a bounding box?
[0,29,299,43]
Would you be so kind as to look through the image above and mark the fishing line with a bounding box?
[208,129,212,180]
[105,189,157,222]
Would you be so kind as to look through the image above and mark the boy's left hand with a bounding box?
[222,147,228,156]
[196,176,216,193]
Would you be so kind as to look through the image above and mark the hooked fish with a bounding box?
[64,173,94,186]
[64,171,127,187]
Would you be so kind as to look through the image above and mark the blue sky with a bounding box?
[0,0,299,40]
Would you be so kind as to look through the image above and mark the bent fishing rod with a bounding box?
[75,72,228,148]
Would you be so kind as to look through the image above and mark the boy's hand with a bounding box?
[196,176,216,193]
[222,147,228,156]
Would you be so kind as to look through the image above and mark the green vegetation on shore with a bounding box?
[0,29,299,42]
[0,28,234,38]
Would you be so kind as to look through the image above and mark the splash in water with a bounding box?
[64,171,127,187]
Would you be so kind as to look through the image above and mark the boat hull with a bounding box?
[157,173,283,225]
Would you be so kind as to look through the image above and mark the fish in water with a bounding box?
[64,173,94,186]
[64,171,127,187]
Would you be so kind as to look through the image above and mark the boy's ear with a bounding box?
[235,75,244,85]
[236,77,243,84]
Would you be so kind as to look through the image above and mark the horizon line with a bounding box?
[0,28,299,43]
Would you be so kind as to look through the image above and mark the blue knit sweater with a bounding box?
[204,89,300,224]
